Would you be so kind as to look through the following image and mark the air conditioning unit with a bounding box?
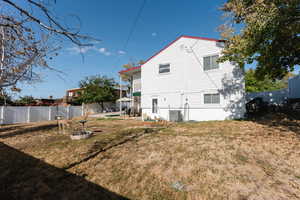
[169,110,182,122]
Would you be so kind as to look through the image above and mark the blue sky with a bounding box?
[18,0,232,98]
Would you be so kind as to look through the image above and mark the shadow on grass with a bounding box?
[0,124,25,133]
[247,111,300,136]
[0,124,57,139]
[0,142,129,200]
[64,128,158,170]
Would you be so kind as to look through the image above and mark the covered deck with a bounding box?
[118,66,141,116]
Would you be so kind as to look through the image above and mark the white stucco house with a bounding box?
[119,35,246,121]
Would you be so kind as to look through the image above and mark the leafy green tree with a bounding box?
[219,0,300,80]
[245,69,294,92]
[17,95,36,106]
[78,75,118,110]
[0,90,12,105]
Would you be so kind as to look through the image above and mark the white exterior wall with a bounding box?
[289,75,300,99]
[141,37,245,121]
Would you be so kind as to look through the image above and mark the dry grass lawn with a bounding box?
[0,114,300,200]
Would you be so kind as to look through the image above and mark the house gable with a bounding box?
[141,36,229,94]
[119,35,224,74]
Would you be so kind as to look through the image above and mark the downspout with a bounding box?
[0,26,5,85]
[119,75,122,116]
[1,27,6,106]
[131,76,133,112]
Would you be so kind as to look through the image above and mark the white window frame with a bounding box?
[203,54,219,71]
[158,63,170,74]
[203,93,220,104]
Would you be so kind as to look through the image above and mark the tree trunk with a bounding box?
[101,101,104,113]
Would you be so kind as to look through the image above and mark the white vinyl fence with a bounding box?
[246,88,289,105]
[0,105,83,125]
[83,102,118,114]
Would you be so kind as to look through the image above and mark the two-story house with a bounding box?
[119,35,246,121]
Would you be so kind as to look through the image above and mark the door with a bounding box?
[152,98,158,114]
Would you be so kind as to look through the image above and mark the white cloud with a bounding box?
[118,50,126,55]
[98,47,112,56]
[104,52,112,56]
[151,32,157,37]
[66,46,95,54]
[99,47,106,53]
[67,45,113,56]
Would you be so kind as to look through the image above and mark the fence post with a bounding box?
[81,103,84,116]
[67,105,70,120]
[27,106,31,123]
[0,106,4,125]
[48,106,52,121]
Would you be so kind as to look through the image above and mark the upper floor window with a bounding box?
[204,93,220,104]
[203,55,219,71]
[159,63,170,74]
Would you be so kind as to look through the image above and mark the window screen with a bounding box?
[203,55,219,71]
[211,55,219,69]
[159,64,170,74]
[204,94,220,104]
[203,57,211,71]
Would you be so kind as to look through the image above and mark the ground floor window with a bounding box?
[204,93,220,104]
[152,98,158,113]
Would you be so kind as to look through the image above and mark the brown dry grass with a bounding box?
[1,115,300,200]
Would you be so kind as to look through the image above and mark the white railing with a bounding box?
[0,105,83,125]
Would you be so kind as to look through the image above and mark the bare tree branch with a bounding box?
[2,0,99,46]
[0,0,99,91]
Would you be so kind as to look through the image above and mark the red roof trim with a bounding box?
[181,35,225,42]
[119,65,141,74]
[119,35,224,74]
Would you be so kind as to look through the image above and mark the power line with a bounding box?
[122,0,147,51]
[113,0,147,72]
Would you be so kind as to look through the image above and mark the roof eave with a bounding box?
[119,66,141,75]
